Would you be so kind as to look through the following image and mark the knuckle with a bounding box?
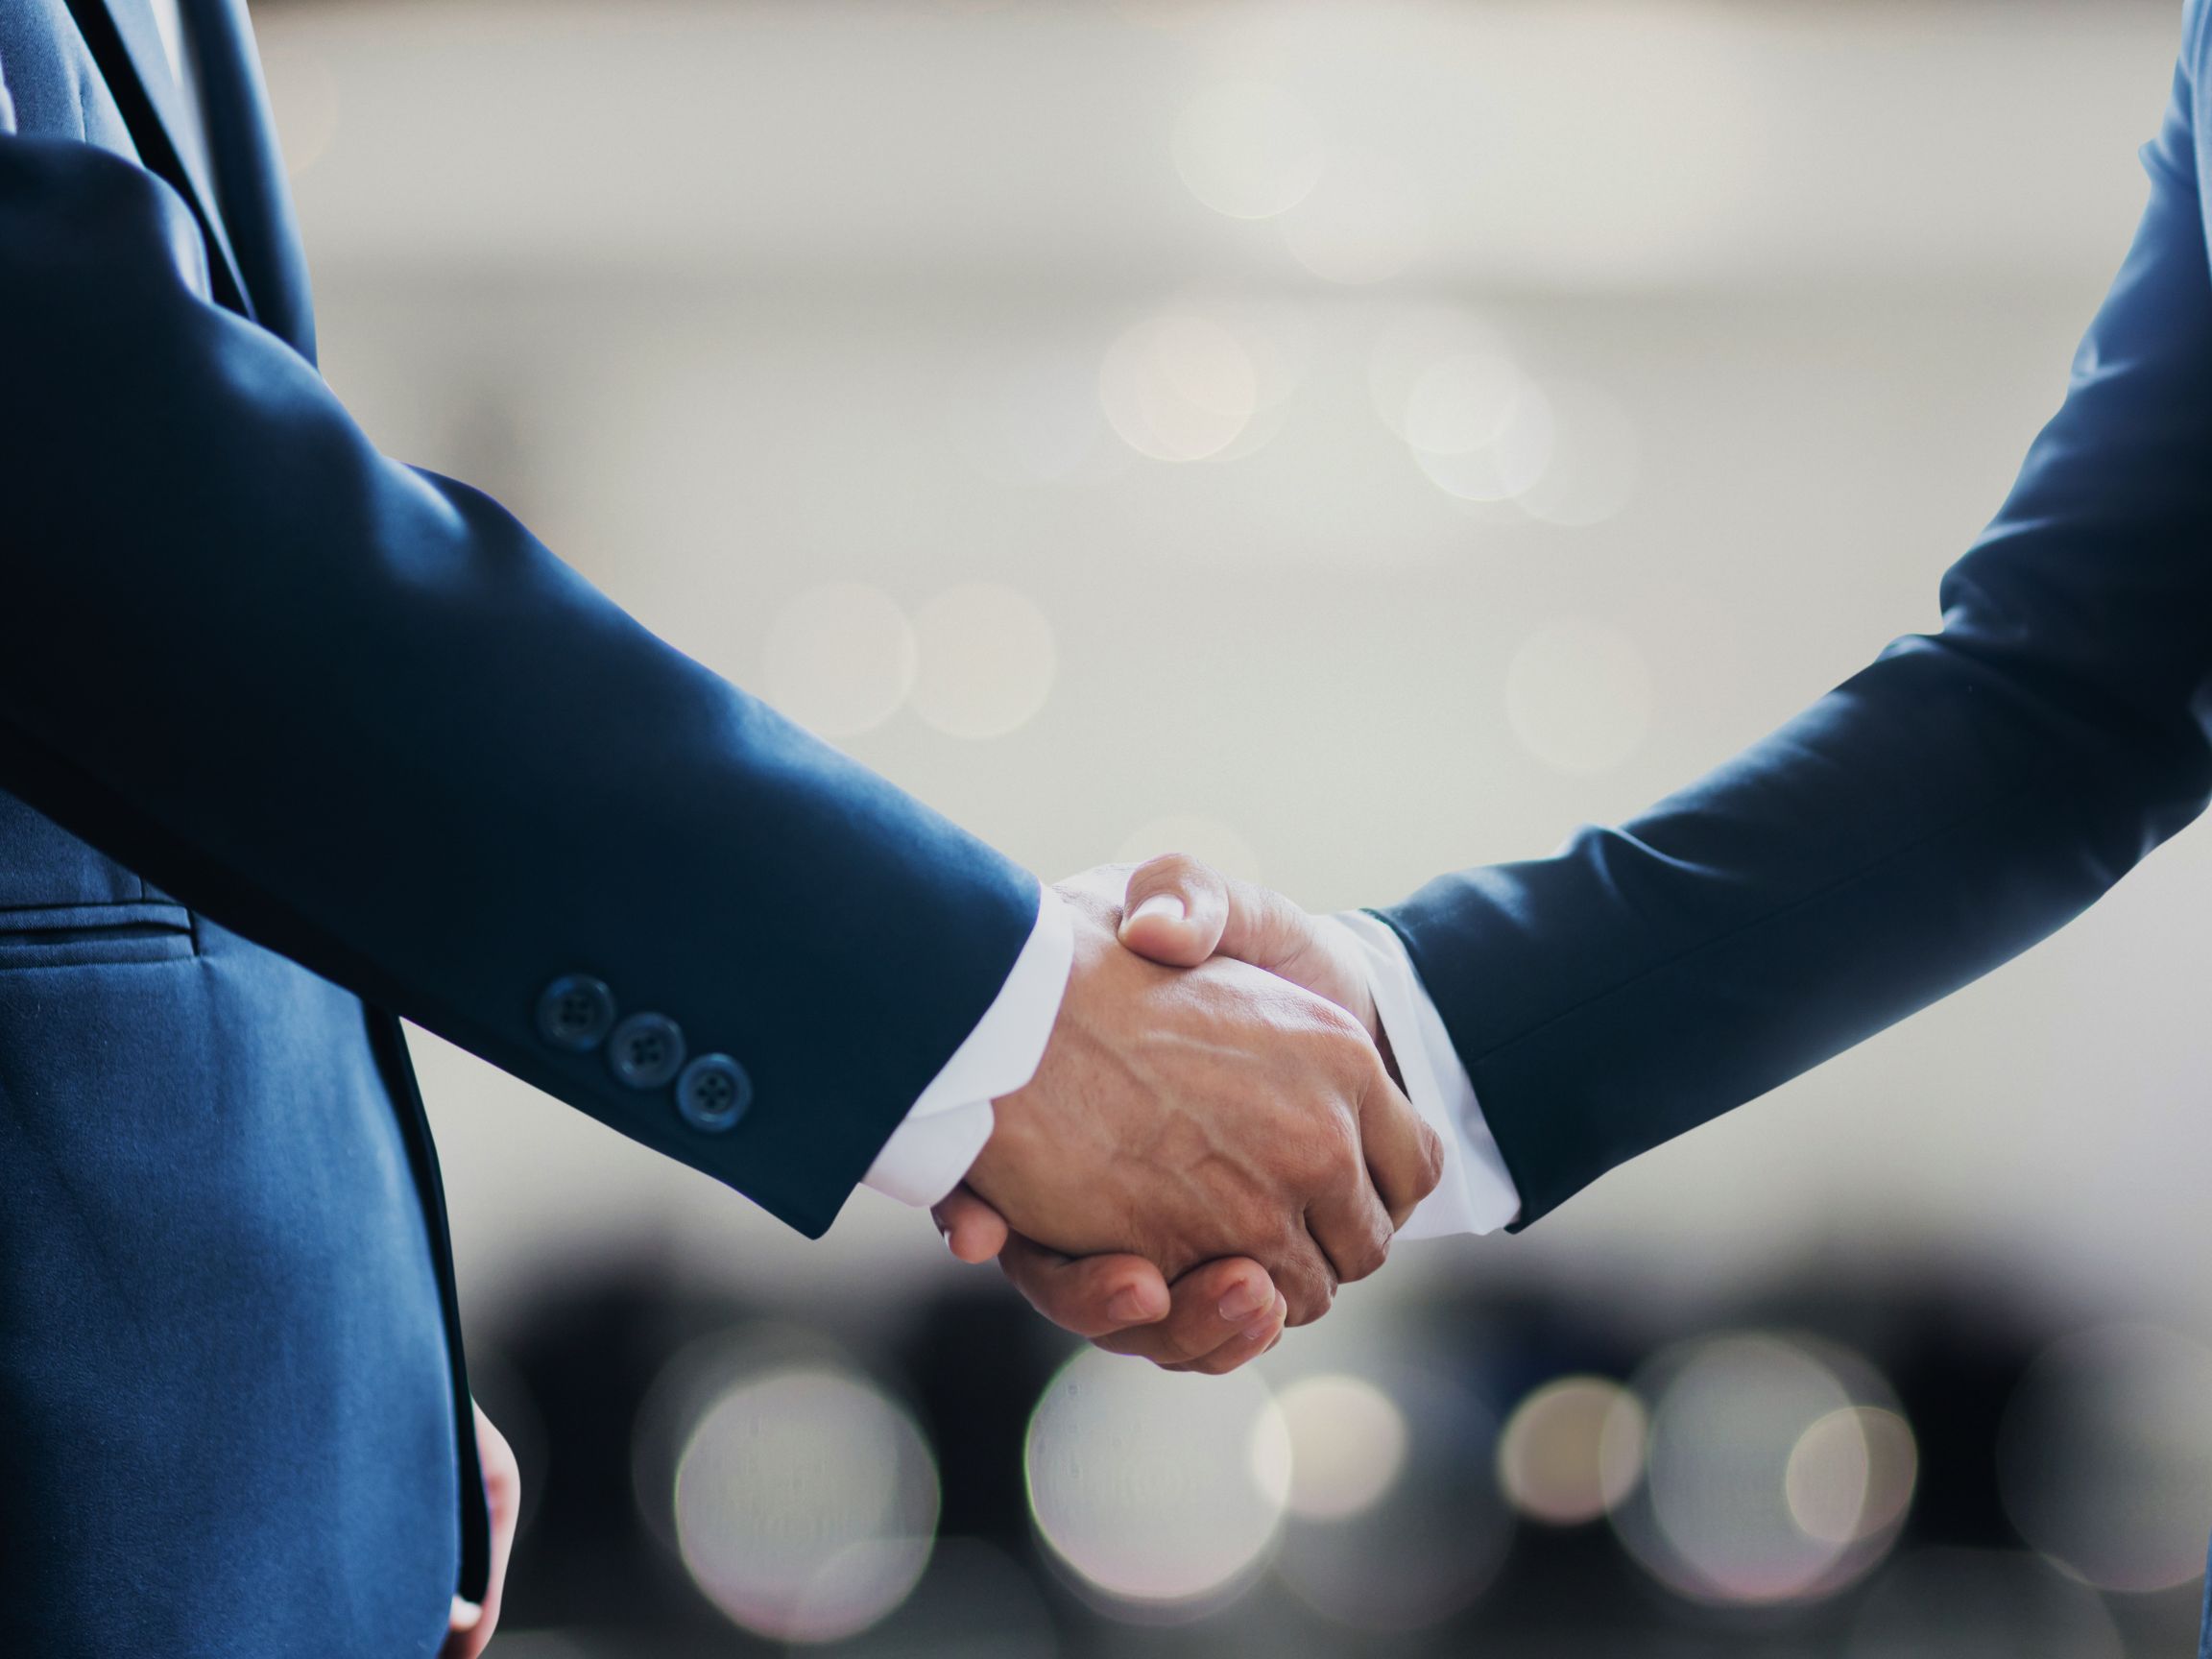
[1311,1111,1363,1187]
[1135,850,1202,890]
[1346,1217,1391,1282]
[1421,1124,1448,1190]
[1280,1261,1334,1327]
[1305,997,1370,1052]
[1156,1322,1212,1365]
[1093,1330,1165,1362]
[1303,1099,1359,1163]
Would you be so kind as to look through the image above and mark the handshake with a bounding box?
[934,854,1447,1377]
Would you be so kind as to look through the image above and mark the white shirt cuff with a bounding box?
[861,881,1075,1207]
[1328,910,1522,1239]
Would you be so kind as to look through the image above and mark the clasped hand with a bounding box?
[941,855,1438,1373]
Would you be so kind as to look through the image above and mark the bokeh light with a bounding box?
[1171,83,1325,220]
[1504,617,1653,776]
[1845,1549,2124,1659]
[1278,155,1429,285]
[673,1365,940,1645]
[1411,381,1556,504]
[1367,311,1563,507]
[1203,300,1313,464]
[1024,1347,1289,1611]
[909,583,1057,739]
[1114,814,1262,883]
[808,1539,1057,1659]
[1276,1373,1410,1521]
[1403,348,1522,457]
[1997,1322,2212,1593]
[1496,1375,1647,1527]
[1609,1333,1912,1606]
[762,582,917,738]
[1369,309,1516,441]
[1273,1368,1513,1631]
[1097,315,1259,463]
[1786,1407,1917,1546]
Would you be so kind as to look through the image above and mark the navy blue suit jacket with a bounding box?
[0,2,1037,1652]
[1384,1,2212,1228]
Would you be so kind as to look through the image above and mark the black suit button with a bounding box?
[537,974,615,1052]
[675,1053,753,1132]
[608,1012,685,1089]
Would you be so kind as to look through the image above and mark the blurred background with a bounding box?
[255,0,2212,1651]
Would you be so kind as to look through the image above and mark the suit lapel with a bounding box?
[65,0,254,319]
[183,0,318,363]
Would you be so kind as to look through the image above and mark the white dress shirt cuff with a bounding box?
[861,881,1075,1208]
[1328,910,1522,1239]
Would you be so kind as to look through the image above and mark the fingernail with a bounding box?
[449,1598,483,1631]
[1129,893,1187,926]
[1218,1281,1267,1322]
[1108,1286,1153,1324]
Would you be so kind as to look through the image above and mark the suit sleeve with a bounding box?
[0,134,1039,1239]
[1381,5,2212,1227]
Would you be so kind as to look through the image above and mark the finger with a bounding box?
[1118,855,1323,983]
[444,1404,520,1659]
[1167,1290,1289,1376]
[1117,854,1231,967]
[1300,1118,1394,1293]
[1270,1232,1341,1327]
[1354,1058,1448,1229]
[1093,1257,1280,1366]
[998,1234,1172,1338]
[444,1599,481,1659]
[933,1185,1011,1263]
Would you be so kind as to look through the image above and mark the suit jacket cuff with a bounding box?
[1330,910,1521,1238]
[863,881,1074,1207]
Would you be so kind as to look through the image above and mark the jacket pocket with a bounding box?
[0,900,196,971]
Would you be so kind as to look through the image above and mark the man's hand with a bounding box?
[938,1190,1293,1370]
[1105,855,1376,1042]
[940,855,1387,1368]
[442,1402,520,1659]
[960,871,1439,1327]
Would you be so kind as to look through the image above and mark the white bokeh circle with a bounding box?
[1098,315,1259,463]
[673,1366,939,1644]
[762,583,917,738]
[1171,83,1326,220]
[1114,814,1262,884]
[1025,1347,1289,1608]
[909,584,1057,739]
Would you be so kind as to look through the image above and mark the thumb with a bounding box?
[1117,853,1232,967]
[933,1185,1011,1263]
[1123,853,1320,980]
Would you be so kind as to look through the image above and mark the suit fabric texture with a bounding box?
[0,1,1037,1652]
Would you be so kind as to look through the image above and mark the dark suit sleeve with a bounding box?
[1382,9,2212,1227]
[0,134,1039,1238]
